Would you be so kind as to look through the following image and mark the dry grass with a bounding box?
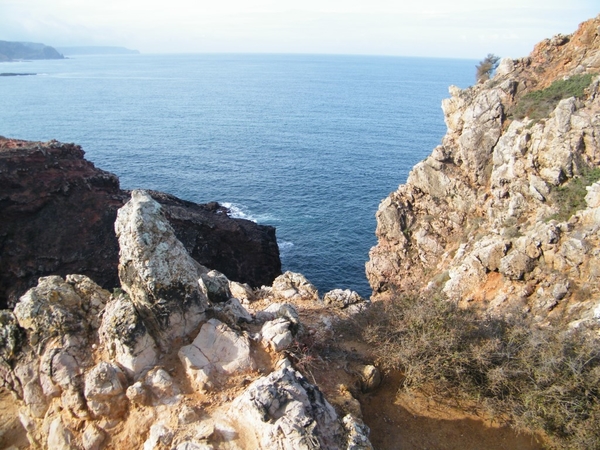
[338,294,600,449]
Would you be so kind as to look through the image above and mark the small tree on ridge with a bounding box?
[476,53,500,83]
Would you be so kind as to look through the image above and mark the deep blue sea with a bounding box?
[0,54,474,296]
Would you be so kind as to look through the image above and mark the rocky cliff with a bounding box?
[0,190,372,449]
[0,138,281,309]
[367,15,600,326]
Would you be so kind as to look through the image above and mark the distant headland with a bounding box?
[0,40,64,61]
[56,46,140,55]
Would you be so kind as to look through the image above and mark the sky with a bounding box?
[0,0,598,59]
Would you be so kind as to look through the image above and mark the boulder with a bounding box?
[178,319,254,391]
[115,190,208,348]
[271,272,318,301]
[83,361,128,418]
[229,367,346,450]
[99,295,158,378]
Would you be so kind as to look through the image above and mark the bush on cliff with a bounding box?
[476,53,500,83]
[512,73,596,121]
[344,293,600,449]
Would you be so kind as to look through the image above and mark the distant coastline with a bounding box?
[56,46,140,56]
[0,40,64,61]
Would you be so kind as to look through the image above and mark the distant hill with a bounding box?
[56,46,140,56]
[0,41,64,61]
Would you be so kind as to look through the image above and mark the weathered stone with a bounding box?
[323,289,367,310]
[229,281,255,304]
[84,361,128,418]
[261,318,293,352]
[47,417,76,450]
[143,423,173,450]
[343,415,373,450]
[143,367,180,404]
[115,190,208,348]
[229,367,347,450]
[499,251,535,280]
[200,270,232,303]
[271,272,318,300]
[98,295,158,378]
[82,423,106,450]
[178,319,254,391]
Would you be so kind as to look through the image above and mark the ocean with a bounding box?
[0,53,475,296]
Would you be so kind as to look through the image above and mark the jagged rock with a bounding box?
[13,275,92,347]
[261,318,293,352]
[126,381,149,405]
[200,270,232,303]
[343,415,373,450]
[229,367,346,449]
[47,417,76,450]
[82,423,105,450]
[83,361,128,418]
[143,423,173,450]
[367,15,600,323]
[229,281,255,304]
[322,289,368,311]
[115,190,208,348]
[271,272,318,300]
[213,297,253,326]
[99,295,158,378]
[178,319,254,391]
[0,138,281,309]
[143,367,181,404]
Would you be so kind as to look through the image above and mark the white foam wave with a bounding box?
[221,202,256,222]
[278,241,294,258]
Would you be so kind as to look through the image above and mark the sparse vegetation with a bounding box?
[476,54,500,83]
[547,166,600,222]
[512,73,596,121]
[341,294,600,449]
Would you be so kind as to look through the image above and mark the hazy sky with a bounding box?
[1,0,598,59]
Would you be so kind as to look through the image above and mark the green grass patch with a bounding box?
[512,73,596,122]
[548,166,600,222]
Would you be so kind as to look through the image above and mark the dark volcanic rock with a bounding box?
[0,138,281,309]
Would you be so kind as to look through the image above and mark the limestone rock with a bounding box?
[322,289,368,311]
[343,415,373,450]
[83,361,128,418]
[271,272,318,300]
[261,318,293,352]
[115,190,208,348]
[98,295,158,378]
[200,270,232,303]
[178,319,254,391]
[229,367,346,449]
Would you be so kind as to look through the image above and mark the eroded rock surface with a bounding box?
[0,191,370,449]
[366,15,600,326]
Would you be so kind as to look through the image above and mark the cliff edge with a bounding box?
[367,15,600,326]
[0,138,281,309]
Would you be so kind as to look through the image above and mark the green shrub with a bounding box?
[548,166,600,222]
[345,294,600,449]
[512,73,596,121]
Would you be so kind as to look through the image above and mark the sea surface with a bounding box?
[0,53,475,296]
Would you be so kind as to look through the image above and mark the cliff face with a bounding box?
[0,138,281,309]
[367,16,600,326]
